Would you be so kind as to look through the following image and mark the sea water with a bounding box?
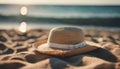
[0,4,120,29]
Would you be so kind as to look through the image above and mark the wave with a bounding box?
[0,14,120,27]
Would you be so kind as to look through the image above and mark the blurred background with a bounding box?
[0,0,120,30]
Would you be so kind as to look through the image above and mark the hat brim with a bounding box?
[33,40,101,57]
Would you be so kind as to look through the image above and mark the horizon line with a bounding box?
[0,3,120,6]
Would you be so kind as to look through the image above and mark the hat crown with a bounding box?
[48,27,84,45]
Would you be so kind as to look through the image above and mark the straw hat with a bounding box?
[33,27,101,57]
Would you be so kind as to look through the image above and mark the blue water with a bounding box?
[0,4,120,28]
[0,5,120,18]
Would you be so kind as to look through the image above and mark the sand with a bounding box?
[0,29,120,69]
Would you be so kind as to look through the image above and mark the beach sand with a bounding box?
[0,28,120,69]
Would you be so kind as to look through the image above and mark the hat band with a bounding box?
[48,41,87,50]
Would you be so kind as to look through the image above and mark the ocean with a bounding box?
[0,4,120,29]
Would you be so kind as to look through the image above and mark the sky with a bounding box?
[0,0,120,5]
